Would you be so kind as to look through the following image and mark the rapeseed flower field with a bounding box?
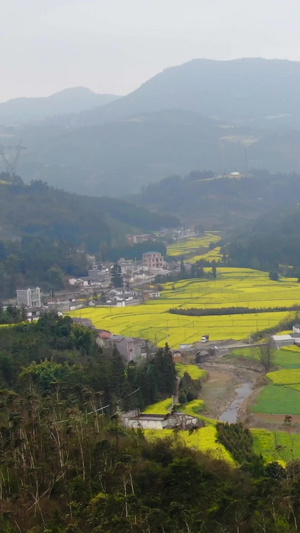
[70,267,300,347]
[167,232,221,257]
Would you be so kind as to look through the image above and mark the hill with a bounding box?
[133,169,300,227]
[0,87,119,124]
[223,203,300,271]
[0,175,178,248]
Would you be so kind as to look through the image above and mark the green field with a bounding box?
[252,385,300,415]
[231,346,300,369]
[167,232,221,257]
[252,429,300,465]
[70,267,300,347]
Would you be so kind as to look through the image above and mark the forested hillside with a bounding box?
[0,175,177,246]
[223,204,300,271]
[134,170,300,226]
[0,314,300,532]
[0,175,178,296]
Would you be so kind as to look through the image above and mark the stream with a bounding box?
[218,382,253,423]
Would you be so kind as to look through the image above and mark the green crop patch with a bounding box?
[252,384,300,415]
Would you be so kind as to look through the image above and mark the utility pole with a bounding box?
[0,142,26,180]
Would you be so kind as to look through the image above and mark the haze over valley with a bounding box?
[3,58,300,196]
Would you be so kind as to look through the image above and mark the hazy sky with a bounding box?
[2,0,300,102]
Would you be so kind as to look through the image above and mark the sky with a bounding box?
[2,0,300,102]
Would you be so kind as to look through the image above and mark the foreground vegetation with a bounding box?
[2,315,300,531]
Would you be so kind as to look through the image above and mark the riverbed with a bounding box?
[200,361,258,421]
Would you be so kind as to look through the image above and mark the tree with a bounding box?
[111,262,123,288]
[212,264,217,279]
[269,270,279,281]
[258,340,274,371]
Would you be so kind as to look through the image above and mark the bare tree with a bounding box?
[258,339,273,372]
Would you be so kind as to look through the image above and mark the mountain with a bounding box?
[17,109,220,196]
[0,87,119,124]
[65,58,300,129]
[5,58,300,196]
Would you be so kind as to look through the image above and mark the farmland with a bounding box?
[252,429,300,465]
[175,363,207,379]
[167,232,221,257]
[251,385,300,415]
[231,346,300,369]
[231,345,300,415]
[144,426,235,465]
[69,267,300,347]
[189,246,222,263]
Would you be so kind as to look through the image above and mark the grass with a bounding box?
[167,232,221,258]
[144,426,234,465]
[69,267,300,348]
[175,363,207,380]
[252,385,300,415]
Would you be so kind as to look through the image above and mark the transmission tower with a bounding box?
[0,142,26,180]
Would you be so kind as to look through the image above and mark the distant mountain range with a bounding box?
[0,87,119,124]
[3,58,300,196]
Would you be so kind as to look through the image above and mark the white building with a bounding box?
[16,287,41,308]
[142,251,164,269]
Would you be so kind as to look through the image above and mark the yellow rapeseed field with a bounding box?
[69,267,300,347]
[144,426,234,464]
[267,369,300,385]
[167,232,221,257]
[175,363,207,380]
[143,398,173,415]
[189,246,222,263]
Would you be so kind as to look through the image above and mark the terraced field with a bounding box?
[167,232,221,257]
[189,246,222,263]
[70,268,300,347]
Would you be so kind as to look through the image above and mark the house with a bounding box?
[17,287,41,308]
[172,351,183,363]
[107,334,141,362]
[271,334,294,349]
[97,329,112,339]
[26,307,42,322]
[71,317,95,328]
[122,411,200,430]
[293,324,300,335]
[142,251,164,270]
[127,234,154,245]
[148,291,161,299]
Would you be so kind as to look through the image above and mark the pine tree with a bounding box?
[111,262,123,287]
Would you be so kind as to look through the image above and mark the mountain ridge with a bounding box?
[0,87,120,124]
